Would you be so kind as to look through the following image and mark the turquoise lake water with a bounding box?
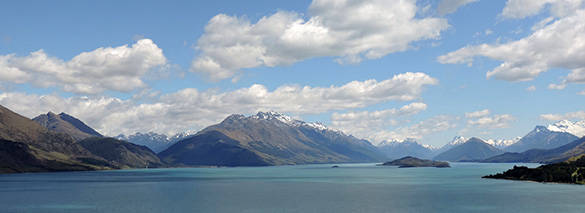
[0,163,584,213]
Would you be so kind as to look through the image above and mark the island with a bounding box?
[379,156,451,168]
[483,155,585,184]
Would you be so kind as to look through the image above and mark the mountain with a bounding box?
[115,132,194,153]
[504,126,579,153]
[437,136,469,153]
[434,138,504,162]
[377,138,436,159]
[483,136,585,163]
[158,111,387,166]
[483,154,585,184]
[78,137,164,169]
[33,112,103,141]
[438,136,518,153]
[546,120,585,137]
[0,104,109,173]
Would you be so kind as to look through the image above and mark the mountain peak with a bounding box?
[546,120,585,137]
[33,111,102,141]
[378,138,435,149]
[252,111,301,126]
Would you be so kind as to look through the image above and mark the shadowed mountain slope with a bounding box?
[33,112,103,141]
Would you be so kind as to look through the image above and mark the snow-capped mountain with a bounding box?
[251,111,342,133]
[504,125,579,152]
[377,138,436,159]
[116,131,195,153]
[161,111,387,166]
[378,138,436,150]
[439,136,518,152]
[546,120,585,137]
[485,137,520,149]
[434,137,504,162]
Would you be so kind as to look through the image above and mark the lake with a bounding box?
[0,163,583,213]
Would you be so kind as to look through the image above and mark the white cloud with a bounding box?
[0,72,437,136]
[438,9,585,85]
[191,0,449,81]
[437,0,480,16]
[465,109,491,118]
[501,0,585,19]
[467,114,517,129]
[371,115,458,143]
[330,103,427,143]
[526,85,537,91]
[0,39,168,95]
[548,83,568,90]
[540,110,585,120]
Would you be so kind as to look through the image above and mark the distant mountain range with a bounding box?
[116,132,194,153]
[377,138,436,159]
[159,112,387,166]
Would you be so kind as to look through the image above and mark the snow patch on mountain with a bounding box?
[441,136,518,151]
[485,137,521,148]
[546,120,585,137]
[252,111,342,133]
[378,138,436,150]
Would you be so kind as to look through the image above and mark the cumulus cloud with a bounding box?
[0,72,437,136]
[541,110,585,120]
[465,109,491,118]
[437,0,480,16]
[191,0,449,81]
[370,115,458,143]
[501,0,585,19]
[438,4,585,87]
[330,103,427,143]
[467,114,517,129]
[526,85,537,91]
[0,39,167,95]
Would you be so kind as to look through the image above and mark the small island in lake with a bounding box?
[483,155,585,184]
[379,156,451,168]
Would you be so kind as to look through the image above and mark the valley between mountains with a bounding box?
[3,103,585,184]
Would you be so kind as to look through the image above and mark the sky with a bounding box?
[1,0,585,148]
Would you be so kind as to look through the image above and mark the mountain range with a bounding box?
[5,101,585,173]
[377,138,436,159]
[116,132,194,153]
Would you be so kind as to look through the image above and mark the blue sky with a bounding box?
[1,0,585,148]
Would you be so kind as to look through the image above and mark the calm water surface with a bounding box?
[0,163,583,213]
